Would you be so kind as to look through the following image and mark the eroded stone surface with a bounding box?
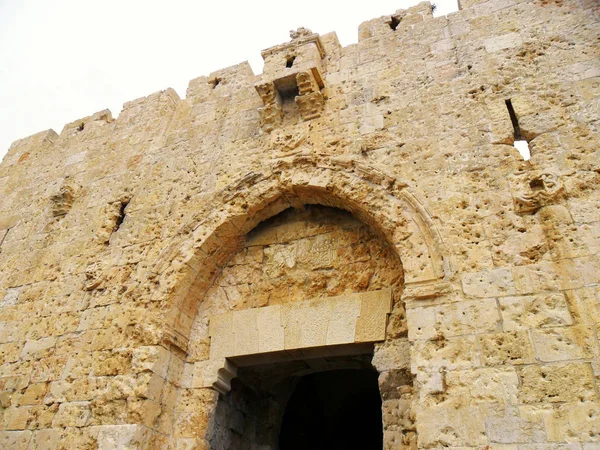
[0,0,599,448]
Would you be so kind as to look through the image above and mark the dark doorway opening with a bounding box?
[279,369,383,450]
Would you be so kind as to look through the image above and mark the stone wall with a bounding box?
[0,0,599,448]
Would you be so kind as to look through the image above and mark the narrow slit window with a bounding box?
[114,200,129,232]
[286,55,296,68]
[390,16,400,30]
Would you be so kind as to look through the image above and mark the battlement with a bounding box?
[2,0,473,162]
[2,0,595,175]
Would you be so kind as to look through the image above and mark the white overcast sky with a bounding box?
[0,0,458,161]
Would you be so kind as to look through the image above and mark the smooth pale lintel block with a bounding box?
[208,312,234,359]
[257,305,285,353]
[326,294,361,345]
[355,288,393,343]
[299,298,333,348]
[282,302,309,350]
[232,308,259,357]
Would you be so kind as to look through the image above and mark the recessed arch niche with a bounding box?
[197,203,402,449]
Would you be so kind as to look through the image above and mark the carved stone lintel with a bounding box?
[296,91,325,120]
[515,173,564,214]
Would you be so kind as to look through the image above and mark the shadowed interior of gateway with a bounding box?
[279,369,383,450]
[209,355,384,450]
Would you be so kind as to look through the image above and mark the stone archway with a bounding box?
[147,155,451,355]
[138,155,451,448]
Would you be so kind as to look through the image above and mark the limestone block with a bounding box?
[208,312,233,360]
[5,405,32,430]
[499,294,573,331]
[232,308,259,356]
[134,372,165,402]
[61,353,94,381]
[18,382,48,405]
[485,405,547,444]
[96,424,150,450]
[0,431,31,450]
[462,268,516,297]
[519,364,597,404]
[256,305,285,353]
[281,301,309,350]
[484,32,523,53]
[0,286,21,307]
[0,342,22,365]
[32,428,61,450]
[372,339,411,372]
[435,298,501,337]
[326,295,360,345]
[20,337,56,361]
[355,288,392,342]
[192,358,238,394]
[445,368,519,405]
[545,402,600,443]
[52,401,91,427]
[93,350,132,377]
[128,398,161,428]
[417,400,488,447]
[530,326,593,362]
[412,336,479,372]
[131,345,171,378]
[406,305,437,341]
[298,298,333,348]
[512,262,563,295]
[416,370,445,400]
[78,306,108,331]
[479,331,535,366]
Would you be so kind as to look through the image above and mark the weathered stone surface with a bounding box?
[499,293,573,331]
[0,1,599,448]
[519,363,597,404]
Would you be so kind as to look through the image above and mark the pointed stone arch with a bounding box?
[145,154,452,354]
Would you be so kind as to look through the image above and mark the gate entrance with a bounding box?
[207,353,383,450]
[279,369,382,450]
